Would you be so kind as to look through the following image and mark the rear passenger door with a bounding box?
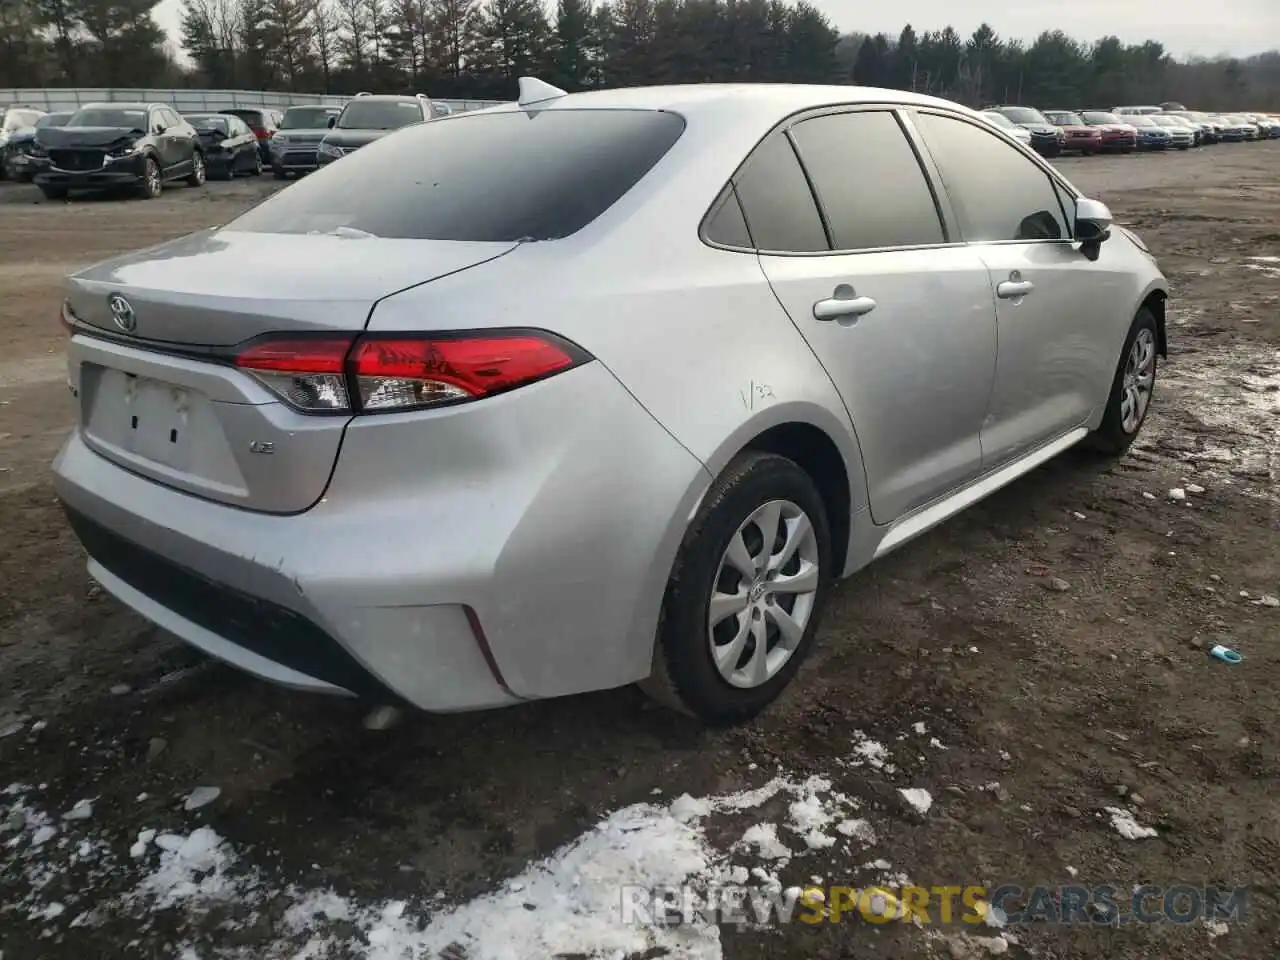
[909,111,1124,466]
[741,108,999,524]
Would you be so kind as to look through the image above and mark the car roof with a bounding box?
[79,102,153,110]
[483,83,984,127]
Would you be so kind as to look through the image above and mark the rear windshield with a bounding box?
[187,115,229,132]
[69,107,148,129]
[227,108,687,242]
[337,99,425,130]
[281,107,337,129]
[223,109,264,123]
[37,113,72,128]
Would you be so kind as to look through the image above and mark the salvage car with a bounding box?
[979,109,1033,147]
[1078,111,1137,152]
[270,105,342,178]
[1041,110,1104,154]
[32,102,204,199]
[2,111,72,181]
[53,80,1169,724]
[986,106,1065,156]
[316,93,440,167]
[183,113,263,179]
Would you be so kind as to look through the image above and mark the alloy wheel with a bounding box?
[1120,327,1156,433]
[708,499,820,689]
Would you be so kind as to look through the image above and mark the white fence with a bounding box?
[0,88,506,114]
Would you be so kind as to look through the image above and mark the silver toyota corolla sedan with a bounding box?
[53,80,1169,725]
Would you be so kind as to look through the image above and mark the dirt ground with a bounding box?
[0,146,1278,960]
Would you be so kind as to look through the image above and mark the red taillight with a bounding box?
[252,126,271,139]
[232,332,587,415]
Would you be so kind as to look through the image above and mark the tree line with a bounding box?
[1,0,1278,109]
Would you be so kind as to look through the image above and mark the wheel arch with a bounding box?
[1140,285,1168,358]
[696,403,869,579]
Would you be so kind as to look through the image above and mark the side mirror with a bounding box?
[327,116,337,128]
[1074,196,1113,243]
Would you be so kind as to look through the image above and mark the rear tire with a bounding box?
[186,151,205,187]
[641,452,832,725]
[252,154,263,176]
[1087,307,1159,456]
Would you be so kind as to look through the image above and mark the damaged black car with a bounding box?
[31,102,206,200]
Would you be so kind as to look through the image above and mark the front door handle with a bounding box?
[814,284,877,322]
[996,271,1035,300]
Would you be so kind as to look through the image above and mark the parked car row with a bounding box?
[0,93,451,198]
[979,104,1280,157]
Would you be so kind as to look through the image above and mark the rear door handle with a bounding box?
[814,284,877,322]
[996,279,1035,300]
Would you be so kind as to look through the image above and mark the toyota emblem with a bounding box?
[108,294,136,333]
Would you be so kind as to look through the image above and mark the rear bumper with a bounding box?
[53,360,709,711]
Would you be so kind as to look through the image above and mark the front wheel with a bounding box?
[138,157,162,199]
[642,452,832,725]
[186,151,205,187]
[1087,308,1159,455]
[252,154,263,176]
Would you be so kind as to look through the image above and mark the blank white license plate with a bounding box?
[89,371,196,469]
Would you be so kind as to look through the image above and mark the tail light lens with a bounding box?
[235,338,352,413]
[234,332,589,415]
[252,126,271,139]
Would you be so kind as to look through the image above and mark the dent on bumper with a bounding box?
[52,361,709,710]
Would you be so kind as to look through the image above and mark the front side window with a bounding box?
[228,108,686,242]
[913,112,1069,243]
[731,132,828,253]
[789,110,944,251]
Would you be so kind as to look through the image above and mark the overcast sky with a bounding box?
[153,0,1279,60]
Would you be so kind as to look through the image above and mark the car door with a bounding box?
[909,110,1127,468]
[740,109,999,525]
[164,108,195,173]
[225,116,248,170]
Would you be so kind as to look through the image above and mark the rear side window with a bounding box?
[227,109,686,242]
[789,111,945,250]
[703,185,752,248]
[732,133,828,253]
[913,112,1070,243]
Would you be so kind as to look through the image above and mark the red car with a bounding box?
[1080,111,1139,153]
[1043,110,1104,155]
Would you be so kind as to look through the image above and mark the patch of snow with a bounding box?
[1104,806,1159,840]
[848,731,890,769]
[740,823,791,861]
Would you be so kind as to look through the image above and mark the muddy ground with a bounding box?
[0,145,1278,960]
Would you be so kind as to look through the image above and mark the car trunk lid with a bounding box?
[65,229,519,513]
